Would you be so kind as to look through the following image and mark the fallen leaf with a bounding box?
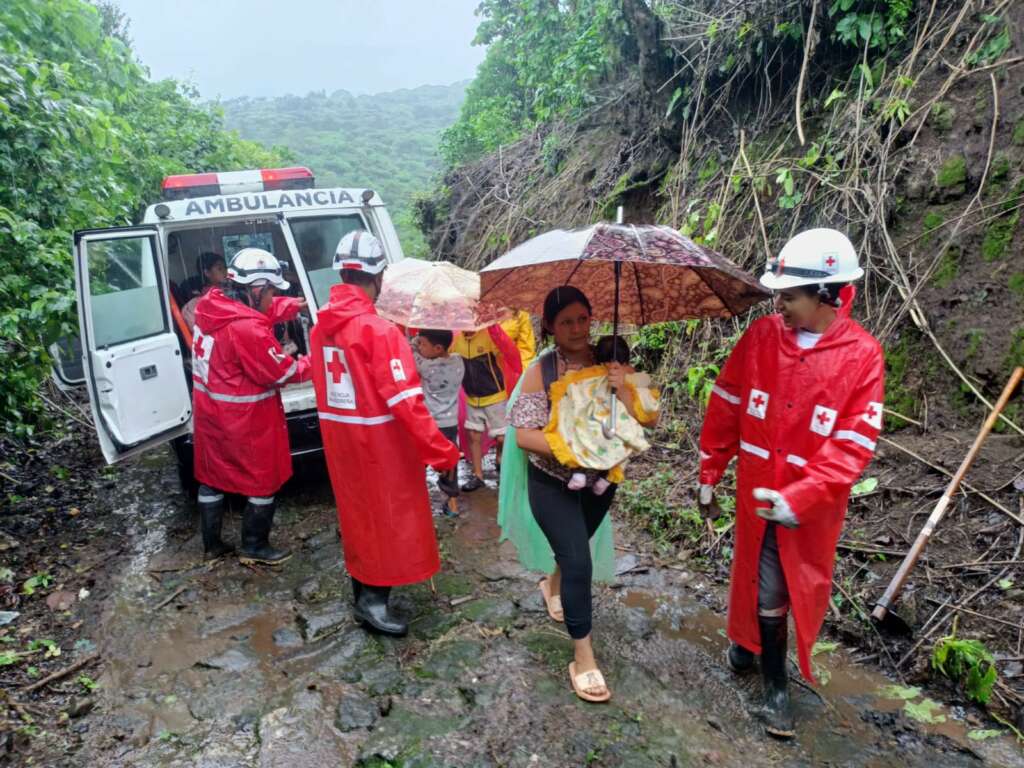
[967,729,1003,741]
[68,507,80,517]
[904,698,946,724]
[813,641,839,656]
[879,684,921,700]
[851,477,879,496]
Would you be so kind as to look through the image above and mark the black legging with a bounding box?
[527,464,616,639]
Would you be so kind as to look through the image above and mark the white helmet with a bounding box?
[760,228,863,291]
[227,248,290,290]
[333,230,388,275]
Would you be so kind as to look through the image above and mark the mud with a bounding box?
[4,445,1015,767]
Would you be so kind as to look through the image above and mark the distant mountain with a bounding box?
[219,82,467,255]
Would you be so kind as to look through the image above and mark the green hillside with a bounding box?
[219,83,467,256]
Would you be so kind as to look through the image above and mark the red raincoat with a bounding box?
[699,308,884,681]
[310,284,460,587]
[192,290,311,497]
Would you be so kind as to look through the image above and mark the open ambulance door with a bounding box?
[74,226,192,463]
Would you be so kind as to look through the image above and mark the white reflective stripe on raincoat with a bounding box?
[194,380,276,403]
[274,360,298,386]
[386,386,423,408]
[712,385,741,405]
[834,429,876,452]
[739,440,770,459]
[317,411,395,426]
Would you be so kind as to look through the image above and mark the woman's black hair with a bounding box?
[418,328,453,349]
[798,282,846,307]
[196,251,225,275]
[541,285,592,337]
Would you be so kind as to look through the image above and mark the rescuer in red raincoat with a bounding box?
[699,229,884,738]
[192,248,311,565]
[310,231,460,637]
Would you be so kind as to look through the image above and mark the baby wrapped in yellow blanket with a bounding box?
[543,336,660,495]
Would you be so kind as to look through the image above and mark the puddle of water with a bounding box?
[621,589,1020,761]
[454,485,501,546]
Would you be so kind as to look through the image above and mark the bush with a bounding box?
[0,0,288,435]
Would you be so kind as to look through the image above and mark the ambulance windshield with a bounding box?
[288,214,367,306]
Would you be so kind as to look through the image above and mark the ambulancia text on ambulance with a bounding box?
[53,167,405,487]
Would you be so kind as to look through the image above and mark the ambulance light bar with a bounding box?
[161,167,315,200]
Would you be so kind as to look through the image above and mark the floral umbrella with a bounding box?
[480,219,769,436]
[478,223,769,325]
[376,258,509,331]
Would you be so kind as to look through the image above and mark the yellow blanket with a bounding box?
[543,366,659,484]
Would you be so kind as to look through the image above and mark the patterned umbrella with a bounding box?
[376,258,509,331]
[479,223,769,325]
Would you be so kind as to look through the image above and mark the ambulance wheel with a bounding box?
[171,436,198,499]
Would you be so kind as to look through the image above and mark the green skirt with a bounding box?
[497,375,616,581]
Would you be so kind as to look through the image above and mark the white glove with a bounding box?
[753,488,799,528]
[698,483,723,520]
[699,484,715,505]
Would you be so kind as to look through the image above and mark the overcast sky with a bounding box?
[115,0,487,99]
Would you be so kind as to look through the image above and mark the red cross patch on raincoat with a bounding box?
[310,284,460,587]
[699,312,884,682]
[191,290,311,497]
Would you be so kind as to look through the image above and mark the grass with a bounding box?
[617,466,733,551]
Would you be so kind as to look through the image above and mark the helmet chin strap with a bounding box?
[816,283,842,308]
[246,283,271,311]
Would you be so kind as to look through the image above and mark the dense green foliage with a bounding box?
[0,0,289,435]
[440,0,628,166]
[219,84,466,255]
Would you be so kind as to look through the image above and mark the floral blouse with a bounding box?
[509,348,602,484]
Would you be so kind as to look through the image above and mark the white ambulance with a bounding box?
[53,166,404,487]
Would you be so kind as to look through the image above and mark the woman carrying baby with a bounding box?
[508,286,658,703]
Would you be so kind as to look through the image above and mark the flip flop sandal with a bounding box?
[569,662,611,703]
[539,578,564,622]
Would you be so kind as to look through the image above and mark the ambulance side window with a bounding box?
[86,236,166,348]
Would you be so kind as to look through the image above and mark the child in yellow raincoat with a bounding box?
[544,336,660,495]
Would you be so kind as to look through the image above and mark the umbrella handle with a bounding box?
[603,390,618,439]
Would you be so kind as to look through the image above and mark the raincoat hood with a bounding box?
[194,288,268,332]
[318,283,376,335]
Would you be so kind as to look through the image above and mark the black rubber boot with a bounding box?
[727,642,755,674]
[238,500,291,566]
[198,489,233,558]
[353,584,408,637]
[758,615,795,739]
[351,576,363,604]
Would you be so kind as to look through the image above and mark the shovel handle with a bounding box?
[872,366,1023,622]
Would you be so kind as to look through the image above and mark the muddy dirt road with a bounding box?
[37,451,1024,767]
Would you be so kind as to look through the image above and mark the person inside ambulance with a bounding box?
[310,231,460,637]
[192,247,311,565]
[698,228,884,739]
[181,251,228,330]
